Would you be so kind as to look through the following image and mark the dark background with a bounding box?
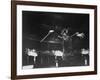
[22,11,89,67]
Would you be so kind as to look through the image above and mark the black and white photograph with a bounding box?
[22,11,89,69]
[11,1,97,79]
